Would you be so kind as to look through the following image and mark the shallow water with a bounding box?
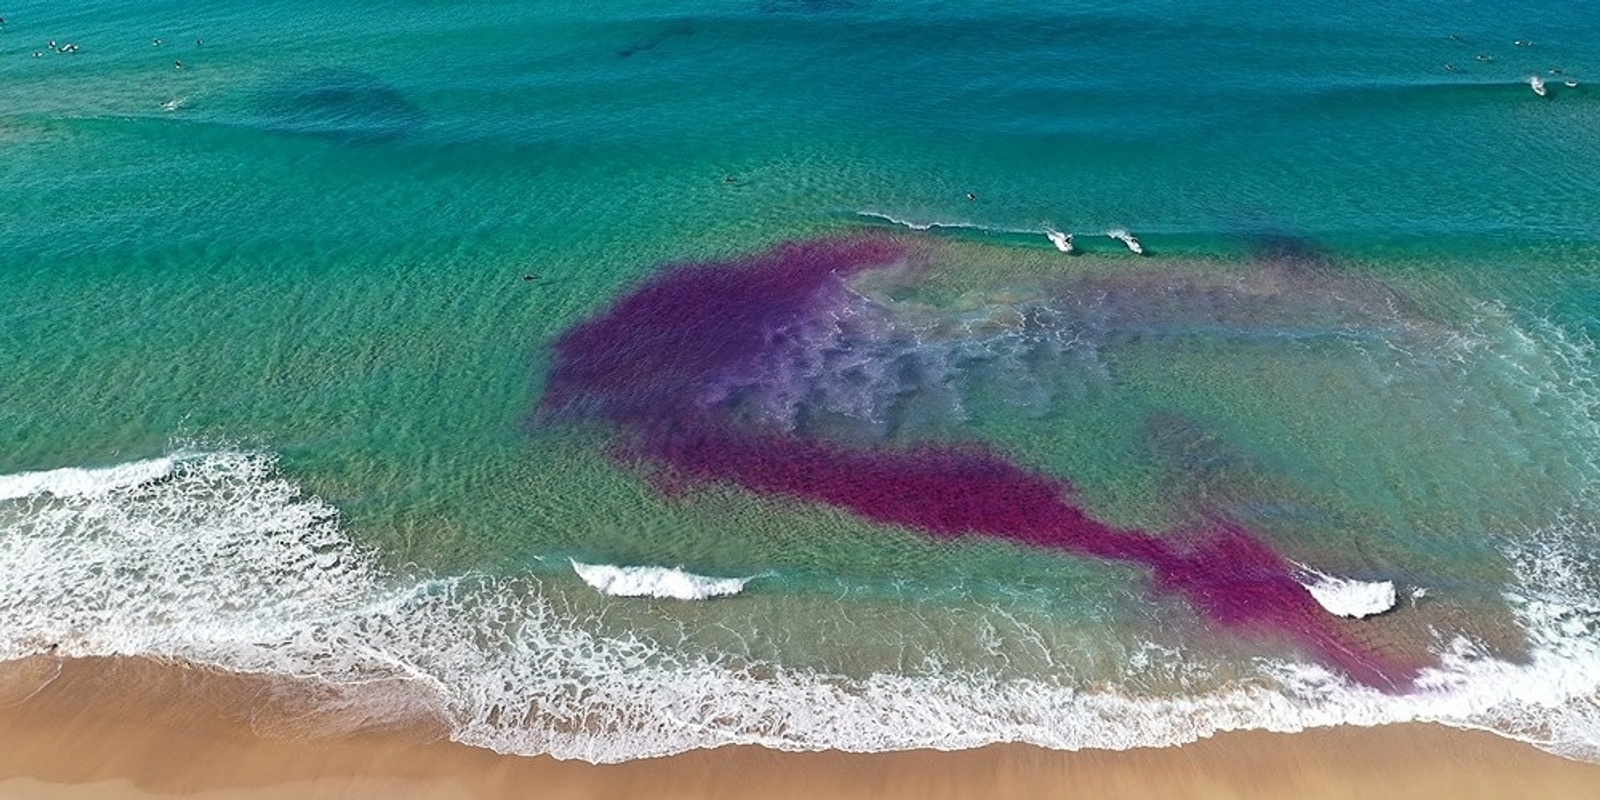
[3,0,1599,763]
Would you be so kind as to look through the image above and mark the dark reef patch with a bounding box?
[255,68,425,143]
[617,21,696,58]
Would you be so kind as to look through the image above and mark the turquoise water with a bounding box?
[3,0,1600,762]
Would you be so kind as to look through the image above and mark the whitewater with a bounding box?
[569,560,758,600]
[2,449,1597,764]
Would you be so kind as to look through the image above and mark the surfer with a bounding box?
[153,38,162,46]
[1044,227,1074,254]
[522,273,539,282]
[1444,63,1458,72]
[965,192,976,202]
[1107,229,1144,255]
[174,59,183,69]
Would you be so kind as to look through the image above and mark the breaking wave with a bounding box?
[0,456,177,501]
[1294,564,1398,619]
[1,449,1598,763]
[569,560,756,600]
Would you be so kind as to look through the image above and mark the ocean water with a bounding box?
[4,0,1600,763]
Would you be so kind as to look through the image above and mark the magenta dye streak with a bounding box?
[541,238,1419,689]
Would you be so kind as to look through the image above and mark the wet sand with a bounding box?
[1,656,1597,800]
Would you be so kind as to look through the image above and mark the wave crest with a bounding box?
[1294,565,1397,619]
[569,560,755,600]
[0,456,177,501]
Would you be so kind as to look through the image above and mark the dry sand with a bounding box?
[1,656,1596,800]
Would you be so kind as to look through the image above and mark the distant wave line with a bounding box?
[854,210,1039,236]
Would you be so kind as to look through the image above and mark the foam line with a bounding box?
[4,449,1599,762]
[855,211,1037,236]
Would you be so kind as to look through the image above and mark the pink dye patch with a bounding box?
[541,238,1421,689]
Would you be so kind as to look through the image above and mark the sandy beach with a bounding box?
[0,656,1594,800]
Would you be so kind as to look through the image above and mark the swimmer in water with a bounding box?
[174,59,183,69]
[153,38,162,46]
[966,192,976,202]
[1444,63,1458,72]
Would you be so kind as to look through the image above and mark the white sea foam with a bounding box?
[0,456,176,501]
[1294,565,1397,619]
[570,560,754,600]
[855,211,1034,236]
[856,210,980,232]
[3,449,1599,764]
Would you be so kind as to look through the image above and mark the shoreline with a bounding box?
[2,657,1598,799]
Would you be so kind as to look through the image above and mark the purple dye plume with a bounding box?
[541,238,1421,689]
